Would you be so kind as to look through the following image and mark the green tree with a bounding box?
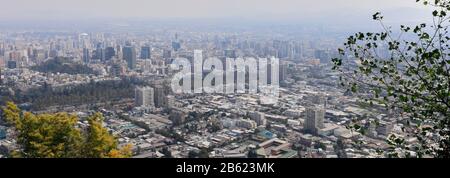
[198,148,210,158]
[188,150,198,158]
[161,147,173,158]
[83,112,127,158]
[3,102,83,158]
[2,102,132,158]
[314,142,327,150]
[332,0,449,157]
[247,148,259,158]
[334,139,348,158]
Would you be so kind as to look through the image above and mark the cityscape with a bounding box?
[0,0,448,159]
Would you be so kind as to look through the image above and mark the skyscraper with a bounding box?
[314,49,330,63]
[172,33,181,51]
[162,49,172,59]
[154,85,167,108]
[279,63,287,83]
[105,47,115,60]
[0,67,3,85]
[96,43,105,61]
[83,48,90,64]
[98,48,106,61]
[305,107,325,134]
[110,62,126,77]
[123,46,136,69]
[7,60,17,69]
[135,86,155,107]
[140,46,151,59]
[169,109,187,125]
[172,42,181,52]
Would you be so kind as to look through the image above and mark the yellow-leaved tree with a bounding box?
[83,113,133,158]
[2,102,132,158]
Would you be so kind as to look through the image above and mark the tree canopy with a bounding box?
[332,0,449,157]
[2,102,132,158]
[30,57,95,75]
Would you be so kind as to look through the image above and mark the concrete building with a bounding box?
[140,46,151,59]
[154,85,168,108]
[236,119,257,130]
[135,86,155,107]
[249,111,266,126]
[82,48,90,64]
[169,109,187,125]
[123,46,136,69]
[305,107,325,134]
[376,120,394,136]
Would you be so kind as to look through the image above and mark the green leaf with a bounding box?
[433,10,438,16]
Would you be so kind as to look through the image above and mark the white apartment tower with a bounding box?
[135,86,155,107]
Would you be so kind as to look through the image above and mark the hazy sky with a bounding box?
[0,0,431,23]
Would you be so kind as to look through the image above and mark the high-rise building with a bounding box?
[0,67,3,85]
[249,112,266,126]
[110,63,126,77]
[123,46,136,69]
[32,49,46,62]
[305,107,325,134]
[0,44,5,56]
[110,58,127,76]
[314,50,330,63]
[279,63,287,83]
[96,43,105,61]
[105,47,115,60]
[135,86,155,107]
[172,42,181,51]
[140,46,151,59]
[116,45,122,56]
[163,49,172,59]
[83,48,90,64]
[169,109,187,125]
[9,51,22,61]
[172,33,181,51]
[7,60,17,69]
[154,85,167,108]
[49,50,58,58]
[98,48,106,61]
